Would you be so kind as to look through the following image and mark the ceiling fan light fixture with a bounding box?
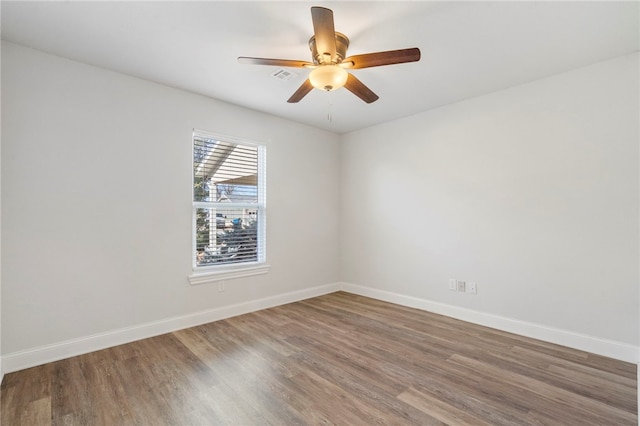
[309,65,348,91]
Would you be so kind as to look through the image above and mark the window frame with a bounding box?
[189,129,269,285]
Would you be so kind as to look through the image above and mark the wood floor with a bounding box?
[1,292,637,425]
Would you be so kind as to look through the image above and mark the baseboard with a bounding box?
[2,282,341,374]
[340,282,639,364]
[3,281,637,374]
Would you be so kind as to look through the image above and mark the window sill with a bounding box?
[188,263,270,286]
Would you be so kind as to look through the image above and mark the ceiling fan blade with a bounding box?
[344,73,379,103]
[311,7,337,62]
[342,48,421,69]
[238,57,313,68]
[287,79,314,103]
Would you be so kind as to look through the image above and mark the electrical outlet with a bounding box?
[217,281,225,292]
[467,281,477,294]
[457,280,466,292]
[449,279,457,291]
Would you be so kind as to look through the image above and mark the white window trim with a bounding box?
[190,129,268,285]
[188,263,271,285]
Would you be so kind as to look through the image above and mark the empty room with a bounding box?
[1,1,638,424]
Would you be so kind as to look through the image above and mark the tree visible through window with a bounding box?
[193,132,265,268]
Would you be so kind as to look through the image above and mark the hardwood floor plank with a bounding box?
[512,344,638,387]
[1,363,52,425]
[174,325,308,425]
[398,386,492,426]
[2,291,637,425]
[449,353,637,425]
[19,396,52,425]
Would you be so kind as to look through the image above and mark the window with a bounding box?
[191,130,267,281]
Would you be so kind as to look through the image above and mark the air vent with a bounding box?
[270,68,297,81]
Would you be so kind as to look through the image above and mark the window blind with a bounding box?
[193,133,266,268]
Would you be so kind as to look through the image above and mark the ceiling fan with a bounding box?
[238,6,421,104]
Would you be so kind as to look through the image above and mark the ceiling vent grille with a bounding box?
[270,68,297,81]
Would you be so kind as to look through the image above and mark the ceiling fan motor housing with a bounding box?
[309,32,350,65]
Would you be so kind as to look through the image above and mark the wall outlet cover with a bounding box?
[467,281,477,294]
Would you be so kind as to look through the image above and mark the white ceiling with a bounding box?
[2,1,638,134]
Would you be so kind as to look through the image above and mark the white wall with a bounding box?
[1,41,340,359]
[340,53,639,349]
[0,36,3,383]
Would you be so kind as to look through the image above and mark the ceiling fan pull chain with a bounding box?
[327,102,333,122]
